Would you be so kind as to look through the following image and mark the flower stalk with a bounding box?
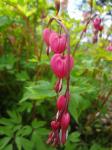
[43,16,74,146]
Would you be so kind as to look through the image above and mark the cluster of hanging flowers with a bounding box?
[43,22,74,146]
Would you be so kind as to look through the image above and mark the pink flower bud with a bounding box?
[43,28,53,46]
[50,54,74,78]
[93,17,104,31]
[51,121,60,130]
[49,32,67,53]
[98,25,103,31]
[93,17,101,29]
[57,95,66,111]
[61,112,70,130]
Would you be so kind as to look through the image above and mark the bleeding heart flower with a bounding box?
[93,17,101,24]
[60,112,70,144]
[93,17,103,31]
[43,28,53,46]
[50,54,74,78]
[49,32,67,53]
[61,112,70,130]
[98,25,103,31]
[93,17,101,27]
[57,95,66,111]
[51,121,60,130]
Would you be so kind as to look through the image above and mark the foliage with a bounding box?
[0,0,112,149]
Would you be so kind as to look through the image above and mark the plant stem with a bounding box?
[31,101,37,120]
[72,14,96,56]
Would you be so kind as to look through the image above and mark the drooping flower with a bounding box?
[50,54,74,78]
[93,17,101,28]
[47,120,60,146]
[49,32,67,53]
[47,111,70,145]
[56,95,66,111]
[93,17,103,31]
[43,28,54,55]
[60,112,70,144]
[43,28,53,46]
[51,120,60,131]
[61,112,70,130]
[98,25,103,31]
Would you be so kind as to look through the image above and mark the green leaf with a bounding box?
[35,128,49,136]
[16,125,32,137]
[0,16,12,30]
[69,86,91,122]
[3,144,12,150]
[0,137,11,149]
[31,131,47,150]
[7,110,22,124]
[69,132,80,143]
[12,125,22,133]
[0,54,16,70]
[18,0,24,5]
[16,71,30,81]
[0,118,13,126]
[31,130,56,150]
[15,137,22,150]
[15,137,33,150]
[32,120,46,129]
[0,126,13,136]
[21,137,33,150]
[65,141,76,150]
[20,80,56,103]
[26,8,36,17]
[90,143,105,150]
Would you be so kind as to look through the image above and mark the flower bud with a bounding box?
[43,28,53,46]
[93,17,101,27]
[98,25,103,31]
[57,95,66,111]
[93,17,103,31]
[51,121,60,130]
[61,112,70,130]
